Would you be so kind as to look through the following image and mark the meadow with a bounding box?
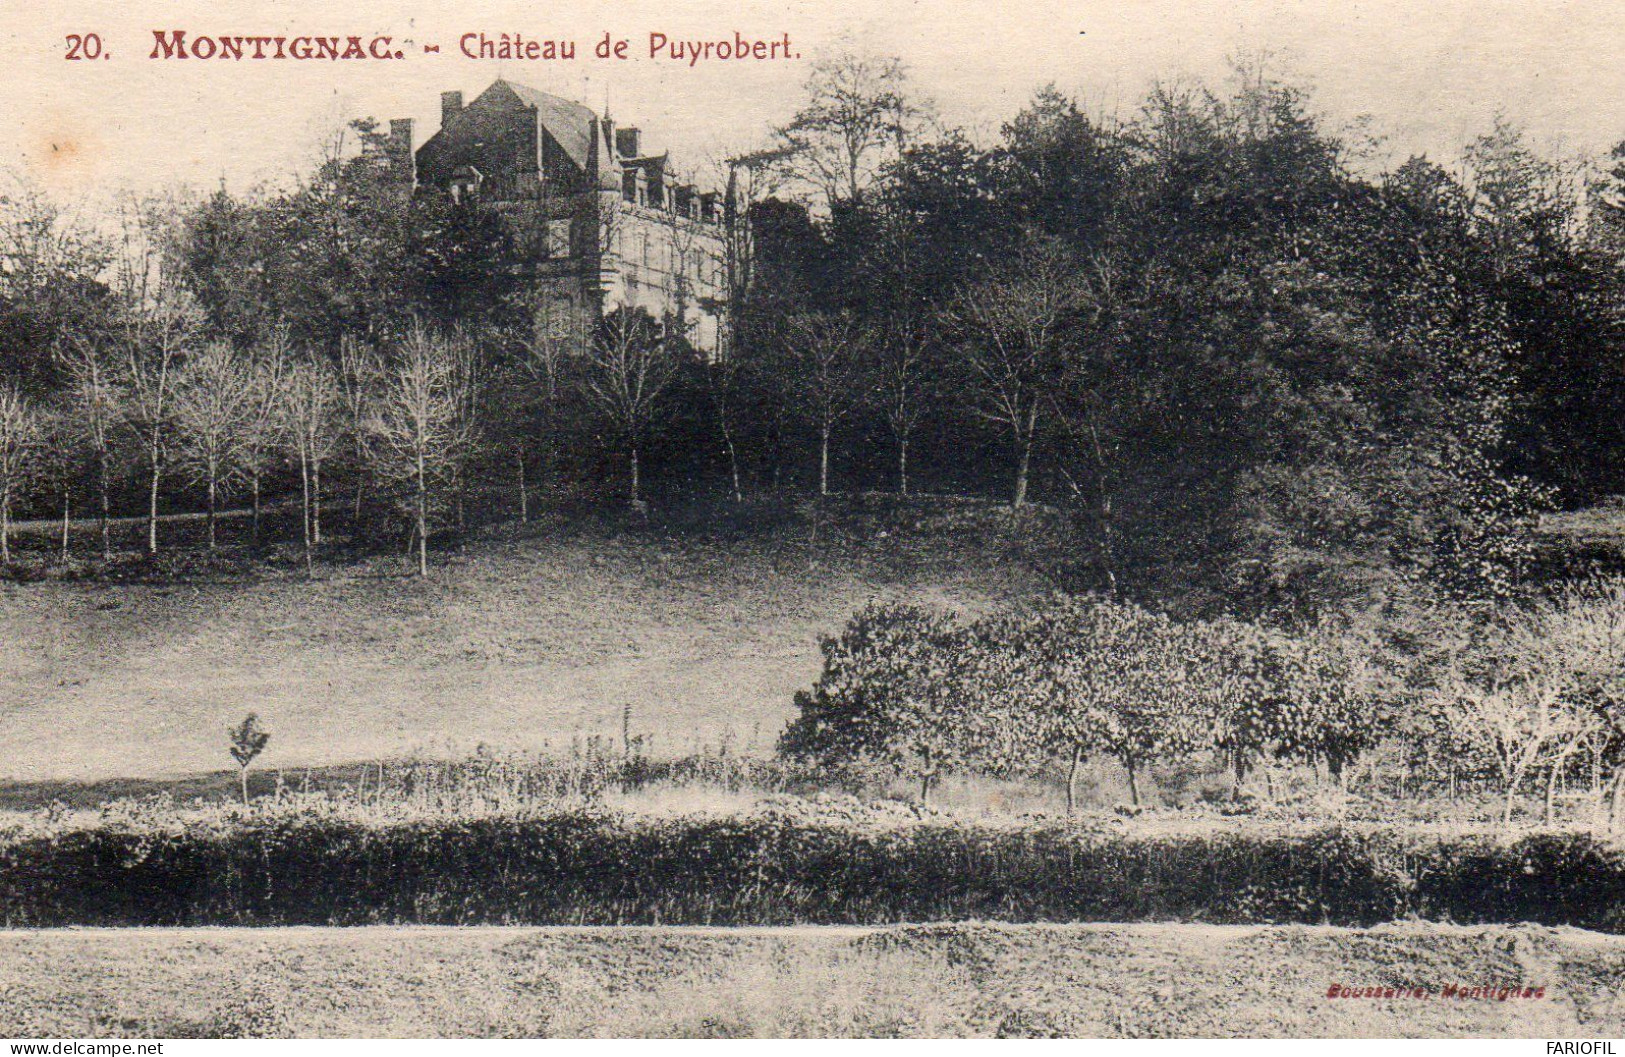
[0,495,1053,782]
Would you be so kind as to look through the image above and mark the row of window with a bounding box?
[619,170,722,222]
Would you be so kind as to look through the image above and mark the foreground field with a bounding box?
[0,922,1614,1038]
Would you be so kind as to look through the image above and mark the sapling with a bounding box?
[229,713,271,805]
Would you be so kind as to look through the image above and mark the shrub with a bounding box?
[779,602,971,805]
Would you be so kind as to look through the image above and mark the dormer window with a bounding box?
[449,164,484,204]
[673,185,696,219]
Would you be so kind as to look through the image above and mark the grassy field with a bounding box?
[0,497,1053,783]
[0,921,1614,1038]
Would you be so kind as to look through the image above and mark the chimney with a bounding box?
[441,90,464,128]
[615,127,641,157]
[386,118,415,184]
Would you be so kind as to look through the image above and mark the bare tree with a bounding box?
[0,385,42,564]
[240,331,290,544]
[1534,582,1625,828]
[112,193,200,555]
[1049,250,1128,593]
[283,353,343,574]
[782,311,868,497]
[1435,608,1586,830]
[36,405,79,563]
[445,328,487,533]
[53,334,121,558]
[687,150,784,505]
[501,171,572,523]
[773,44,931,211]
[944,238,1084,509]
[703,349,748,504]
[173,342,257,549]
[718,149,786,310]
[654,186,705,344]
[580,310,678,509]
[370,323,473,576]
[875,316,932,497]
[337,333,383,519]
[511,294,578,521]
[863,206,950,497]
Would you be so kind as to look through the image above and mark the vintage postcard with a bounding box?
[2,0,1624,1042]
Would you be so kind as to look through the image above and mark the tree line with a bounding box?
[782,584,1625,829]
[1,55,1623,618]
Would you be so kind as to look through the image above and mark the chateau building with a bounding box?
[391,79,731,352]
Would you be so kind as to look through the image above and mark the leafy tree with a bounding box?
[0,180,111,392]
[838,133,1002,494]
[780,602,967,805]
[404,190,522,329]
[1016,599,1213,807]
[1224,624,1389,794]
[995,85,1125,248]
[277,118,417,344]
[178,185,279,345]
[0,384,42,564]
[730,198,832,490]
[228,712,271,805]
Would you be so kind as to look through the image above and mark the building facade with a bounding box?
[395,79,731,352]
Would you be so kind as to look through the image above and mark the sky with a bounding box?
[2,0,1623,205]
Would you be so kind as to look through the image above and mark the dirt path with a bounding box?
[6,505,256,535]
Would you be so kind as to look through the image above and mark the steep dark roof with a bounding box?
[493,79,598,170]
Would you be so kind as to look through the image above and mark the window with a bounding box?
[547,219,572,258]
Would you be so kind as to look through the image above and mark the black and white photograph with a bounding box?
[2,0,1625,1040]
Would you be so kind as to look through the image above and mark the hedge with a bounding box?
[4,814,1625,929]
